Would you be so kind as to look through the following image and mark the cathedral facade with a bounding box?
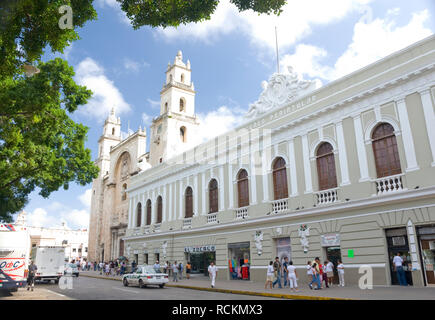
[89,36,435,287]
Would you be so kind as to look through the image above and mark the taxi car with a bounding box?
[64,263,80,277]
[122,265,168,288]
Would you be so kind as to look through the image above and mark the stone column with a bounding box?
[419,89,435,166]
[396,97,419,171]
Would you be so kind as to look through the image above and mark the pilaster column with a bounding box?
[396,97,419,171]
[194,174,198,216]
[288,139,298,196]
[419,89,435,166]
[228,164,234,209]
[353,115,370,181]
[219,166,225,211]
[178,180,183,219]
[336,121,350,186]
[168,184,173,221]
[250,153,257,205]
[301,134,313,193]
[128,198,133,228]
[202,172,206,215]
[151,189,156,224]
[162,184,167,222]
[262,150,270,202]
[141,193,145,227]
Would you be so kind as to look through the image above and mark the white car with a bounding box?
[122,265,168,288]
[64,263,79,277]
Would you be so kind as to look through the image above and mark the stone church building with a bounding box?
[89,36,435,287]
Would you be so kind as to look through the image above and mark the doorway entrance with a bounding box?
[325,247,341,284]
[386,227,413,286]
[417,225,435,286]
[187,252,216,276]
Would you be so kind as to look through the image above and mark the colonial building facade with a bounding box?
[90,36,435,287]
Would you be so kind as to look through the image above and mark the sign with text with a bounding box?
[184,245,216,253]
[321,233,341,247]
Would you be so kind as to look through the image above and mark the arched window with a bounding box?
[156,196,163,224]
[272,157,288,200]
[146,199,151,225]
[179,98,185,112]
[136,202,142,227]
[181,73,185,83]
[180,126,186,143]
[316,142,337,191]
[112,127,115,135]
[185,187,193,218]
[237,169,249,208]
[121,184,127,201]
[164,102,168,113]
[209,179,218,213]
[169,74,173,83]
[372,123,401,178]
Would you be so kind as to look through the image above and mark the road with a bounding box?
[1,276,282,300]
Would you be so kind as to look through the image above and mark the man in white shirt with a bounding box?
[208,261,218,288]
[337,260,345,287]
[286,261,298,292]
[393,253,407,286]
[326,260,334,287]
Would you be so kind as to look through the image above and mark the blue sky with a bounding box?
[17,0,435,230]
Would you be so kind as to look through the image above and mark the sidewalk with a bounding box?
[80,270,435,300]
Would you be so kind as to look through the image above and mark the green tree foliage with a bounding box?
[0,0,97,79]
[0,1,98,222]
[117,0,286,29]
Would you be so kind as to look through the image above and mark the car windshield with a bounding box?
[143,266,157,274]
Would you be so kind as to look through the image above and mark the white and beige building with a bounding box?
[89,36,435,287]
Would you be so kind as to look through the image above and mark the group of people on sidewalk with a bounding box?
[97,260,128,276]
[265,257,345,292]
[151,260,192,281]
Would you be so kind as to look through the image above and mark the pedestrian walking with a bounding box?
[94,261,97,271]
[326,260,334,287]
[172,261,179,282]
[208,261,218,288]
[131,260,137,273]
[287,261,299,292]
[186,262,192,279]
[393,253,407,286]
[27,261,37,292]
[163,261,169,274]
[312,259,322,290]
[282,257,289,288]
[337,260,345,287]
[272,257,282,288]
[99,261,104,274]
[322,261,329,288]
[265,261,274,289]
[178,261,183,280]
[307,261,315,289]
[154,260,161,273]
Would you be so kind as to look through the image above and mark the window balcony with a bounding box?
[271,198,289,214]
[374,174,405,195]
[207,213,218,224]
[153,223,161,232]
[183,218,192,229]
[235,207,249,220]
[315,188,339,205]
[143,225,151,234]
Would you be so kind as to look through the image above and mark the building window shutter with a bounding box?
[273,157,289,200]
[209,179,218,213]
[185,187,193,218]
[372,123,402,178]
[316,142,338,191]
[237,169,250,208]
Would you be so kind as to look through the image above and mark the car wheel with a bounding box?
[159,284,165,288]
[123,278,129,287]
[139,279,144,288]
[54,278,59,284]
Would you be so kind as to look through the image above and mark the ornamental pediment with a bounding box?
[245,66,318,119]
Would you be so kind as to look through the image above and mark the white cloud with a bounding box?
[147,98,160,109]
[95,0,131,25]
[280,9,433,82]
[333,9,432,79]
[192,105,247,146]
[26,189,92,230]
[75,57,131,120]
[142,112,151,126]
[79,188,92,209]
[123,58,150,73]
[156,0,372,51]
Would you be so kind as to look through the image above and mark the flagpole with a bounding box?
[275,26,280,73]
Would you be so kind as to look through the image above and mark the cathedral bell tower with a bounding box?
[97,108,121,177]
[149,51,199,166]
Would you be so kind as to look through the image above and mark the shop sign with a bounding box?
[321,234,340,247]
[184,245,216,253]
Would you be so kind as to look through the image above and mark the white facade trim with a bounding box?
[288,139,298,197]
[396,98,419,172]
[419,88,435,166]
[302,134,313,193]
[336,121,351,186]
[353,115,370,182]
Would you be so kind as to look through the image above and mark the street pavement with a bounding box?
[0,276,281,300]
[80,270,435,300]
